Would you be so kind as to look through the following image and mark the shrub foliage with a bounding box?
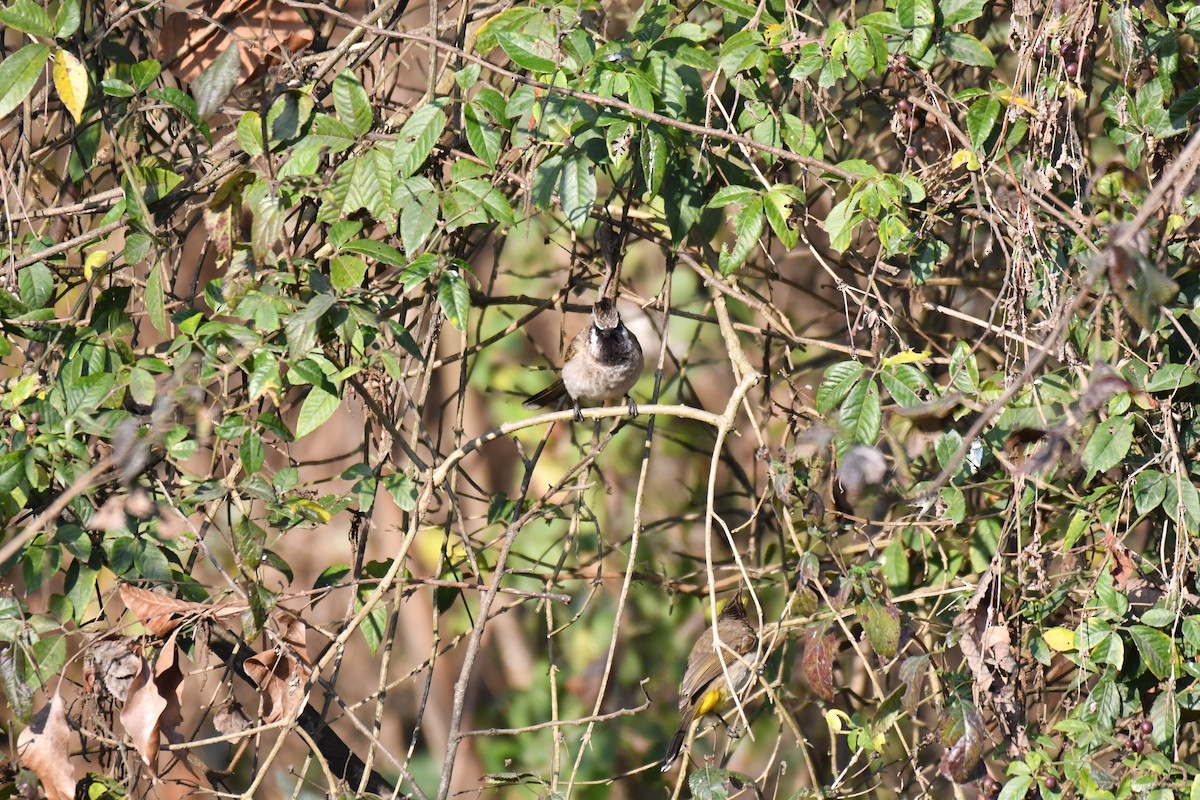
[2,0,1200,797]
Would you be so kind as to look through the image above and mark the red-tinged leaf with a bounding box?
[898,654,929,715]
[801,625,838,701]
[17,692,76,800]
[120,653,167,772]
[938,702,985,783]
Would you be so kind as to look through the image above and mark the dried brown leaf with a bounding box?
[87,496,128,533]
[155,630,185,744]
[119,583,246,636]
[17,692,76,800]
[86,636,141,702]
[120,584,203,637]
[243,615,313,726]
[120,652,167,773]
[213,697,252,735]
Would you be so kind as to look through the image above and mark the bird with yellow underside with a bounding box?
[661,592,759,771]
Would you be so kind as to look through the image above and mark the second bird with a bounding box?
[524,298,644,421]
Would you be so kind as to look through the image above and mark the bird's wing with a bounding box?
[562,326,588,363]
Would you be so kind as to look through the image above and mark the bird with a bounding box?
[523,298,644,421]
[660,592,759,771]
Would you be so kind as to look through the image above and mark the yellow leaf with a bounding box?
[1043,626,1076,652]
[83,249,108,280]
[52,49,88,124]
[950,149,981,172]
[824,709,852,732]
[286,498,331,525]
[1166,214,1185,237]
[880,349,931,368]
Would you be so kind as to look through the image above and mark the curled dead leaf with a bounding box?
[213,697,252,735]
[120,652,168,773]
[85,636,141,702]
[119,583,247,637]
[17,692,76,800]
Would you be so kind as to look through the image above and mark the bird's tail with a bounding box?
[660,704,697,771]
[524,379,568,409]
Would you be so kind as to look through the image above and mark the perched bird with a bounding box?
[661,593,759,771]
[523,298,644,421]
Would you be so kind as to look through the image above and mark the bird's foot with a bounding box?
[573,402,584,423]
[625,395,638,417]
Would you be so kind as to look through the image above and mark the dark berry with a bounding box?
[1044,776,1058,791]
[906,115,922,130]
[1130,738,1145,754]
[1139,719,1154,735]
[1065,62,1078,78]
[1077,46,1090,62]
[897,98,912,113]
[1035,43,1047,58]
[905,145,917,157]
[29,411,40,424]
[897,53,909,68]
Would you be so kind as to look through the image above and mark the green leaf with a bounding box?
[333,69,372,136]
[341,239,406,267]
[939,32,996,68]
[295,387,340,439]
[54,0,80,37]
[822,197,864,253]
[438,269,470,329]
[998,776,1033,800]
[382,473,417,511]
[846,29,875,81]
[1128,624,1176,679]
[718,198,763,276]
[558,155,596,231]
[940,0,986,26]
[393,100,448,179]
[191,43,241,118]
[355,587,388,655]
[966,97,1000,150]
[817,361,865,413]
[0,0,53,37]
[130,59,159,91]
[397,176,439,255]
[330,255,367,291]
[641,123,668,195]
[463,101,501,167]
[1082,418,1134,476]
[234,517,266,572]
[1134,470,1167,515]
[322,145,392,223]
[689,766,731,800]
[764,186,799,249]
[840,378,882,444]
[0,43,51,120]
[145,259,168,336]
[719,30,765,78]
[880,364,930,407]
[896,0,934,58]
[858,599,901,657]
[496,32,557,73]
